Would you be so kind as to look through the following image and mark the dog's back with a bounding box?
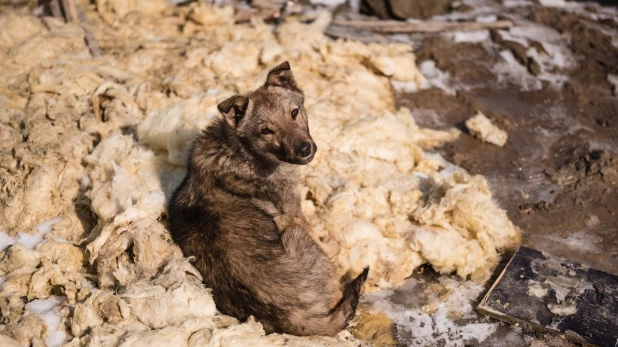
[169,62,367,336]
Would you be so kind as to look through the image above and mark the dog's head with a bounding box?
[217,62,316,165]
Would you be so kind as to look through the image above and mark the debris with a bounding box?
[478,246,618,347]
[466,112,508,147]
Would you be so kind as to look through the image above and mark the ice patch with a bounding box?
[362,277,498,346]
[25,296,67,347]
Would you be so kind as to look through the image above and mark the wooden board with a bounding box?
[478,246,618,347]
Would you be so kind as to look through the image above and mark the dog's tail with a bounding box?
[329,267,369,328]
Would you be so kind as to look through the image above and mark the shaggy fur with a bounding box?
[169,62,368,336]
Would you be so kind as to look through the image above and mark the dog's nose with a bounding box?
[297,142,313,158]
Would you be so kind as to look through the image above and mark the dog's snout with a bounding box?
[297,142,313,158]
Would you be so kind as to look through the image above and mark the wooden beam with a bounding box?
[331,19,512,33]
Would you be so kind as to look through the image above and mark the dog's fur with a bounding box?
[168,62,368,336]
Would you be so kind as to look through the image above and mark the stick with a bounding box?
[331,19,512,33]
[324,25,390,44]
[59,0,78,22]
[49,0,63,18]
[75,4,102,58]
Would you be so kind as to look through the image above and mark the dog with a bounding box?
[168,62,368,336]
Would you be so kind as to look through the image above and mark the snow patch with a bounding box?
[0,231,15,252]
[493,50,543,91]
[453,30,490,43]
[538,0,578,8]
[309,0,347,7]
[542,231,601,253]
[547,302,577,316]
[25,296,67,347]
[80,173,90,190]
[391,80,420,93]
[35,217,63,234]
[608,74,618,95]
[494,23,574,89]
[362,277,498,346]
[503,0,533,6]
[476,14,497,23]
[13,217,62,250]
[419,60,456,95]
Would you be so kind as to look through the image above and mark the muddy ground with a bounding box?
[347,0,618,346]
[403,2,618,278]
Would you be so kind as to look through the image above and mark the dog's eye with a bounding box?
[291,109,299,119]
[261,127,274,135]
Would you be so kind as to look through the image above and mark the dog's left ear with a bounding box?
[265,61,297,89]
[218,95,249,128]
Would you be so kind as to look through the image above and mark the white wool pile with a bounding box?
[466,112,508,147]
[0,2,520,345]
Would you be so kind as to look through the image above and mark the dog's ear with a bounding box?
[265,61,297,89]
[218,95,249,128]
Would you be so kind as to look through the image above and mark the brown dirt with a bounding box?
[401,3,618,277]
[391,2,618,345]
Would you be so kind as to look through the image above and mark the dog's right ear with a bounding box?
[218,95,249,128]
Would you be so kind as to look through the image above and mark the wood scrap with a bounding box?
[234,0,302,23]
[331,18,512,33]
[324,24,391,44]
[234,6,281,23]
[478,246,618,347]
[75,4,102,58]
[37,0,102,57]
[49,0,63,18]
[59,0,78,22]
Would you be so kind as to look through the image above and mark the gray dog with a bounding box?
[168,62,368,336]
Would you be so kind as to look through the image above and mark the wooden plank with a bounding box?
[478,246,618,347]
[331,19,512,33]
[324,25,391,44]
